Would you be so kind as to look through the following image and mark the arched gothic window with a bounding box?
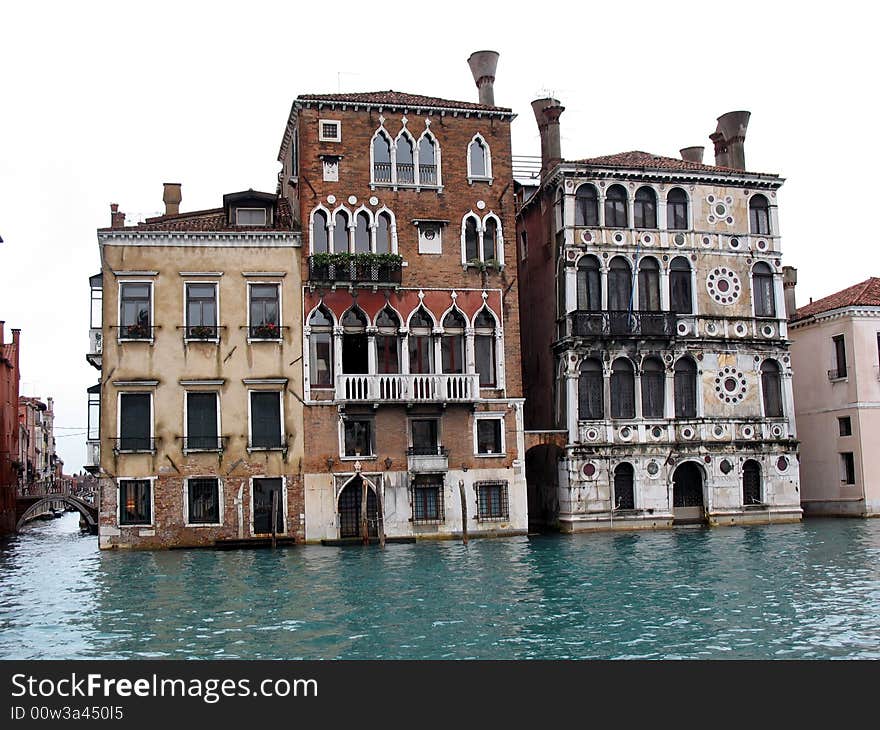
[376,307,400,374]
[341,307,368,374]
[308,306,333,387]
[418,134,438,186]
[333,211,350,253]
[468,136,491,179]
[375,212,392,254]
[578,358,604,420]
[441,310,466,375]
[577,255,601,311]
[667,188,688,230]
[372,132,392,183]
[634,186,657,229]
[354,212,371,254]
[749,194,771,235]
[638,258,661,311]
[312,209,329,254]
[674,357,697,418]
[608,256,632,311]
[408,307,434,374]
[396,134,415,184]
[575,185,599,227]
[761,360,783,417]
[641,356,665,419]
[753,262,776,318]
[610,357,635,419]
[605,185,628,228]
[670,257,693,314]
[474,309,497,387]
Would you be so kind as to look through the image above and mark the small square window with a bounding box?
[838,417,852,437]
[476,481,509,521]
[411,475,444,524]
[187,478,221,525]
[343,418,374,458]
[235,208,267,226]
[476,418,503,456]
[410,419,440,455]
[417,222,443,254]
[319,120,341,142]
[119,479,151,525]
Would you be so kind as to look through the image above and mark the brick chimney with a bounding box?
[711,111,750,170]
[680,146,705,164]
[783,266,798,320]
[163,182,182,216]
[467,51,500,106]
[110,203,126,228]
[531,97,565,178]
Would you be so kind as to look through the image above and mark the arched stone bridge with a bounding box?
[16,494,98,535]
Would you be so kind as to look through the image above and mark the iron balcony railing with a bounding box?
[407,445,450,456]
[308,256,402,285]
[570,310,677,338]
[336,373,479,403]
[179,436,229,452]
[113,437,156,453]
[182,324,224,340]
[117,324,156,340]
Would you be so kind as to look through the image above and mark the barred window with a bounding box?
[119,479,151,526]
[411,475,444,524]
[476,481,509,521]
[187,477,220,525]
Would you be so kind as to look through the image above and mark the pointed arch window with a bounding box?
[441,310,466,375]
[613,463,635,510]
[674,357,697,418]
[761,360,783,417]
[468,136,491,180]
[376,307,401,374]
[577,255,601,311]
[375,212,392,254]
[634,186,657,229]
[354,212,371,254]
[372,132,392,183]
[575,185,599,227]
[670,256,693,314]
[474,309,497,387]
[311,209,329,254]
[308,306,334,387]
[753,262,776,318]
[462,213,502,266]
[667,188,688,230]
[408,307,434,375]
[610,358,635,419]
[333,211,350,253]
[608,256,632,311]
[578,358,604,420]
[341,307,368,374]
[464,215,480,261]
[483,218,498,261]
[418,134,438,186]
[749,194,771,235]
[638,258,661,311]
[605,185,628,228]
[641,356,665,419]
[396,134,415,184]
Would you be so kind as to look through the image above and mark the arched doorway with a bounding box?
[672,462,705,524]
[338,475,378,539]
[525,444,562,531]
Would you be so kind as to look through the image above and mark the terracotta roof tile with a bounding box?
[570,150,778,177]
[793,277,880,320]
[99,197,295,233]
[297,90,511,113]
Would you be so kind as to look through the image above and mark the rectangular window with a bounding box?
[343,418,374,457]
[235,208,267,226]
[119,393,151,451]
[475,335,496,387]
[186,392,219,450]
[249,391,282,449]
[476,418,503,456]
[411,475,444,524]
[310,332,334,386]
[249,283,281,339]
[119,479,151,525]
[410,419,440,454]
[519,230,528,261]
[187,477,220,525]
[667,201,688,230]
[408,335,434,374]
[417,223,443,254]
[840,452,856,485]
[832,335,847,379]
[838,416,852,437]
[185,282,218,338]
[376,335,399,374]
[476,481,509,521]
[119,282,151,339]
[319,120,341,142]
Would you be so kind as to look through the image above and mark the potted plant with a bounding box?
[252,322,280,339]
[124,321,150,338]
[188,324,215,339]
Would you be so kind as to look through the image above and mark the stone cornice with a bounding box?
[790,306,880,329]
[99,231,300,248]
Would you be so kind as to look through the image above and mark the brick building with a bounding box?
[276,51,528,541]
[18,396,57,494]
[516,101,801,531]
[90,190,303,549]
[0,322,21,535]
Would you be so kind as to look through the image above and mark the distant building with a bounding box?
[515,102,802,531]
[0,322,21,535]
[89,189,302,549]
[789,276,880,516]
[18,396,57,494]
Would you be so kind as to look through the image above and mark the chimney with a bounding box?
[714,111,750,170]
[110,203,125,228]
[783,266,798,320]
[680,146,705,164]
[163,182,182,216]
[531,97,565,177]
[709,127,729,167]
[467,50,500,106]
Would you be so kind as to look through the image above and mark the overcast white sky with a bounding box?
[1,1,877,472]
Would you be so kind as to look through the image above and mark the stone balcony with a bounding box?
[335,373,480,404]
[86,328,102,369]
[407,446,449,473]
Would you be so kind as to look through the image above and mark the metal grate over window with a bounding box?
[410,476,445,525]
[475,480,509,522]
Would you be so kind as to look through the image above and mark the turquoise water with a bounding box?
[1,514,879,659]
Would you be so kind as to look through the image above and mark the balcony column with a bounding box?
[657,194,667,232]
[566,372,579,444]
[597,190,606,228]
[664,367,675,419]
[600,266,609,311]
[695,363,705,418]
[565,264,578,315]
[634,372,643,420]
[659,268,670,311]
[432,330,443,375]
[366,327,378,374]
[627,195,635,230]
[400,330,411,373]
[333,326,344,381]
[782,370,796,438]
[495,330,506,391]
[603,363,612,423]
[465,328,476,375]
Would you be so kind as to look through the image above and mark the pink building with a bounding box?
[1,322,21,534]
[789,276,880,516]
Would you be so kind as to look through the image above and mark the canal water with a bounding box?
[1,513,879,660]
